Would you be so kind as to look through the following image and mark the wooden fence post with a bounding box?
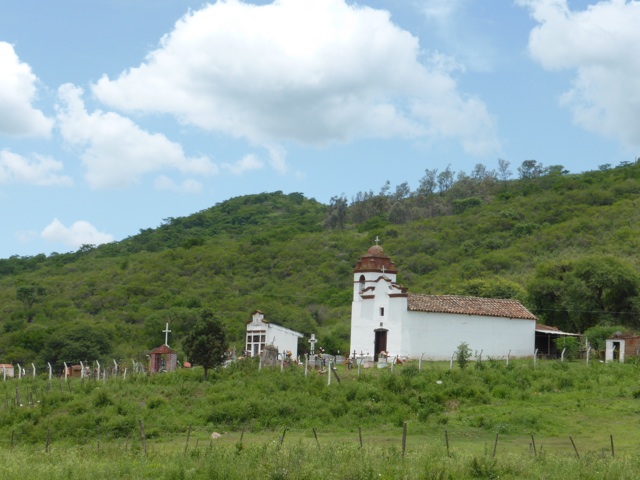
[493,433,499,458]
[401,421,407,458]
[313,427,320,450]
[184,425,192,454]
[569,436,580,458]
[138,419,147,456]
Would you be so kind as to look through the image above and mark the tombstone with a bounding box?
[260,344,279,368]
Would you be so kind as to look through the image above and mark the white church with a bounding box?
[350,243,538,361]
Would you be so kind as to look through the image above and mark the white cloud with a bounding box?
[55,83,218,189]
[0,149,73,186]
[92,0,499,156]
[519,0,640,147]
[221,154,264,175]
[41,218,114,249]
[0,42,53,137]
[154,175,203,193]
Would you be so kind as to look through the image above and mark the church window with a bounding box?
[359,275,365,293]
[380,307,385,316]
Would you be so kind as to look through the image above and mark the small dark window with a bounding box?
[380,307,385,316]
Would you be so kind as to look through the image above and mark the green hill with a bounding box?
[2,160,640,367]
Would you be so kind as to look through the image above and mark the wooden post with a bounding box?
[184,424,192,454]
[570,436,579,458]
[507,350,511,367]
[330,364,341,384]
[610,434,615,457]
[561,348,566,362]
[279,427,287,447]
[401,421,407,458]
[445,429,450,456]
[327,360,331,386]
[304,354,308,377]
[15,386,20,406]
[531,434,537,456]
[534,349,538,368]
[449,353,454,371]
[138,419,147,456]
[492,433,498,458]
[313,427,320,450]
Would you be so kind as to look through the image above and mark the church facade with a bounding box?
[350,244,537,361]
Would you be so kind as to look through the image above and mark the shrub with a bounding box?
[456,342,472,370]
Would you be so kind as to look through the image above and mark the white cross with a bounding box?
[381,266,386,273]
[308,334,317,355]
[374,236,380,245]
[163,323,171,347]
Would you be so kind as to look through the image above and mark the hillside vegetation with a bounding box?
[2,160,640,366]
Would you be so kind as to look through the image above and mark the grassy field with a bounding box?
[1,358,640,478]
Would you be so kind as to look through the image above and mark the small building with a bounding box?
[606,332,640,363]
[148,322,177,373]
[350,243,538,361]
[149,344,178,373]
[0,364,14,378]
[65,364,90,378]
[246,310,304,359]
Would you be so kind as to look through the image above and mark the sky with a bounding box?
[1,0,639,259]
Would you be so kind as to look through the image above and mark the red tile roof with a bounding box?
[407,294,537,320]
[149,344,176,355]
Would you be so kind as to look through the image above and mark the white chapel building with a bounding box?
[246,310,304,358]
[350,244,537,361]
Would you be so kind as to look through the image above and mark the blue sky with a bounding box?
[1,0,638,259]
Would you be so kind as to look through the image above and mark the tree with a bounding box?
[16,284,46,322]
[324,195,348,229]
[183,309,227,380]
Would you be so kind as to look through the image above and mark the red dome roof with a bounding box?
[367,245,385,256]
[354,244,397,274]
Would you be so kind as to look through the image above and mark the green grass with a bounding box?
[2,358,640,477]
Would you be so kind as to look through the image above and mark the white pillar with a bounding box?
[17,363,21,380]
[48,362,52,381]
[113,359,118,378]
[96,360,100,380]
[64,362,68,381]
[304,354,308,377]
[2,366,5,382]
[419,353,425,371]
[32,363,36,379]
[327,360,331,386]
[561,348,566,362]
[534,349,538,367]
[80,361,84,379]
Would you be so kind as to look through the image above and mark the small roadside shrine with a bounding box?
[149,323,177,374]
[246,310,304,359]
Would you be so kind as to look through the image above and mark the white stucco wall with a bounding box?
[402,311,535,360]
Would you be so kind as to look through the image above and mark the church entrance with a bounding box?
[374,328,388,362]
